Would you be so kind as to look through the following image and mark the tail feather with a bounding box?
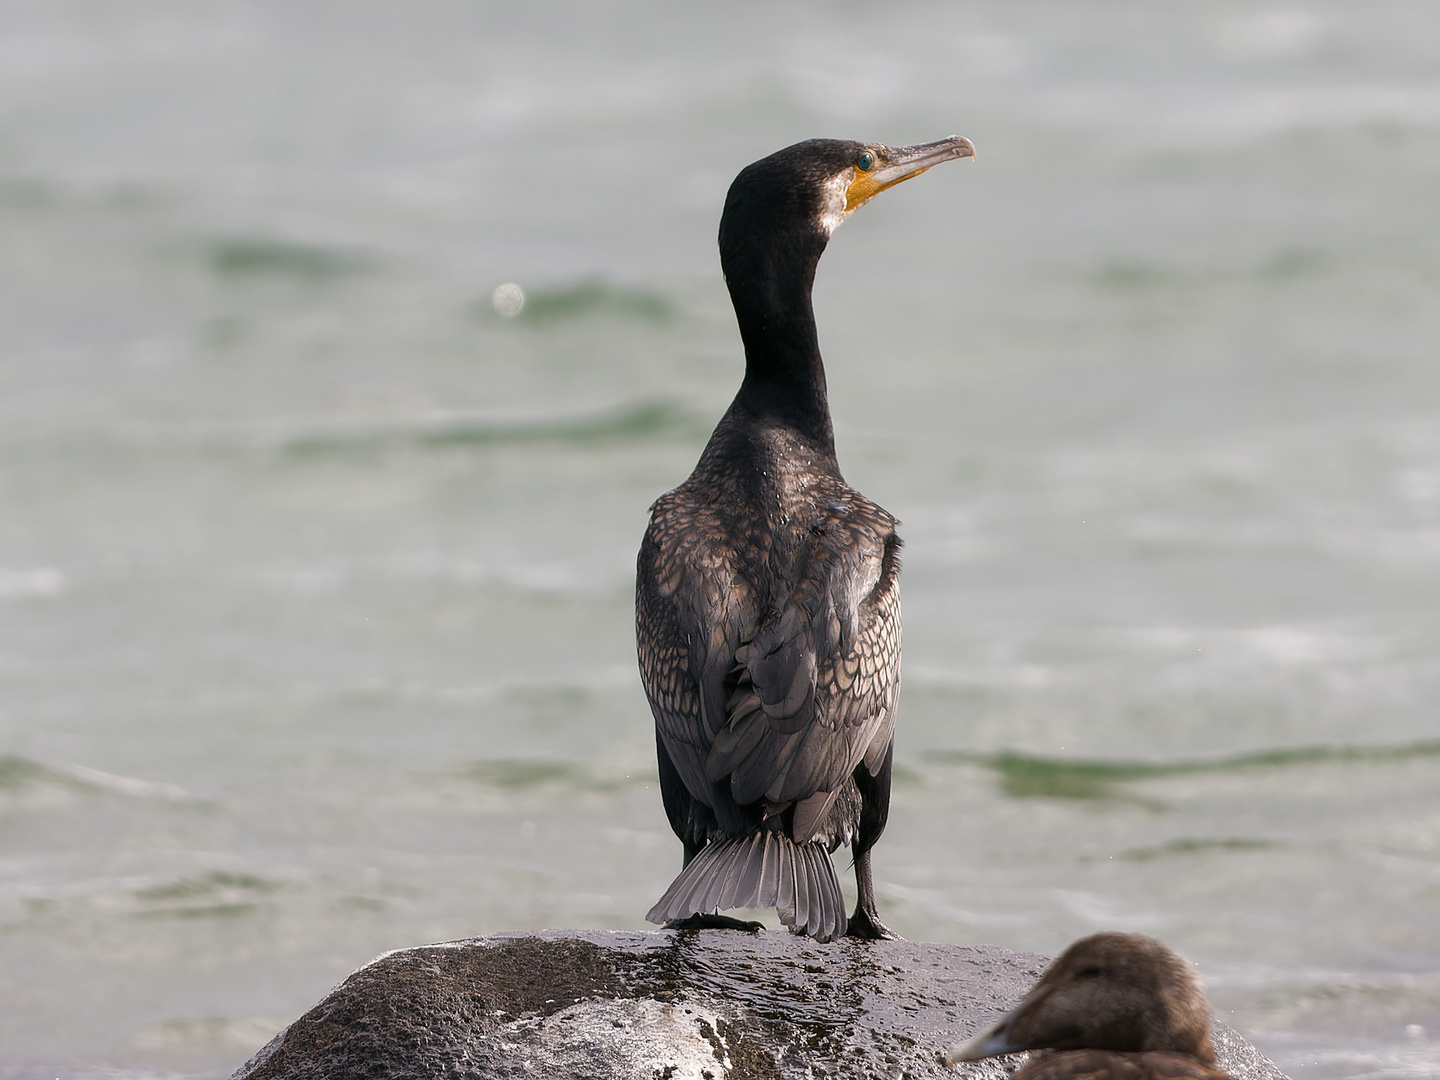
[678,851,720,916]
[809,845,838,938]
[777,837,796,924]
[800,846,812,933]
[800,845,820,936]
[811,845,829,937]
[758,832,781,900]
[717,832,757,911]
[821,847,840,936]
[647,836,750,927]
[646,831,847,942]
[734,832,767,909]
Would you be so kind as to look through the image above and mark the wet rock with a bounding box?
[232,930,1288,1080]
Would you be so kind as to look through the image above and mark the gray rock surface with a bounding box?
[232,929,1288,1080]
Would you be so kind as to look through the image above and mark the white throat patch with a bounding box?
[817,168,856,236]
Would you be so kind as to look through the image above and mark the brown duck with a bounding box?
[944,933,1235,1080]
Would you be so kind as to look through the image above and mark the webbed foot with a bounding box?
[665,914,766,933]
[846,906,900,940]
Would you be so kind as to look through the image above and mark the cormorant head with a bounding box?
[717,135,973,431]
[719,136,975,276]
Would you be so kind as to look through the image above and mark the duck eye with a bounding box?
[1077,965,1103,979]
[856,151,874,172]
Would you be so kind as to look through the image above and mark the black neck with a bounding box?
[721,225,835,454]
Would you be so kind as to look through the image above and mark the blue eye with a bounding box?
[856,151,874,172]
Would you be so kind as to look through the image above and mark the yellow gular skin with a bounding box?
[844,162,935,213]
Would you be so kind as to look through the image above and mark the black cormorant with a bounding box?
[636,136,974,942]
[944,933,1233,1080]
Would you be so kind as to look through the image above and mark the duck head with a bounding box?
[944,933,1216,1067]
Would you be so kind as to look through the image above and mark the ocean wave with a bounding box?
[280,399,705,456]
[924,740,1440,801]
[480,278,677,325]
[0,755,198,803]
[460,757,652,795]
[207,236,374,279]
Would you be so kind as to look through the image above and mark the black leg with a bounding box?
[847,740,898,939]
[846,843,898,940]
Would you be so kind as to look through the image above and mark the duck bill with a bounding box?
[942,1025,1023,1066]
[845,135,976,212]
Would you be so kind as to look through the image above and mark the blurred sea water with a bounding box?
[2,1,1439,1076]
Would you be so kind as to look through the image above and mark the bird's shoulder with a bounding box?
[643,428,898,570]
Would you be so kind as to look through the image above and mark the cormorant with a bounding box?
[636,136,974,942]
[944,933,1233,1080]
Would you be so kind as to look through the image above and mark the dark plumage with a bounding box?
[943,933,1235,1080]
[636,136,974,942]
